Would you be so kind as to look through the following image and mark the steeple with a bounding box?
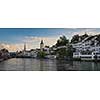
[40,40,44,51]
[40,40,43,44]
[24,43,26,51]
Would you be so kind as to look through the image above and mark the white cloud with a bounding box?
[23,36,58,49]
[0,43,24,52]
[0,36,58,52]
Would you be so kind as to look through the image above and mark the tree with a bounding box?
[56,35,69,46]
[0,48,10,59]
[55,35,74,59]
[56,44,73,60]
[1,48,9,53]
[56,48,67,59]
[66,44,73,58]
[37,51,46,58]
[71,34,80,43]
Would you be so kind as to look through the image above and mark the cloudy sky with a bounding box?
[0,28,100,52]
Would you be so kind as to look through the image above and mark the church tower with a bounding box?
[40,40,44,51]
[24,43,26,51]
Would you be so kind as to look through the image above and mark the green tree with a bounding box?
[56,48,67,59]
[66,45,73,58]
[56,45,73,60]
[56,35,69,46]
[1,48,9,53]
[71,34,80,43]
[37,51,46,58]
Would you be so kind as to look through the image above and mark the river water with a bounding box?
[0,58,100,71]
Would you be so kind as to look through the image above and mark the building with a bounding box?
[44,46,50,54]
[40,40,44,51]
[30,49,38,58]
[72,35,100,60]
[17,44,38,58]
[23,43,27,55]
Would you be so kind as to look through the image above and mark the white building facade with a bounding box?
[72,36,100,60]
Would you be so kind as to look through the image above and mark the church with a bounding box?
[17,40,45,58]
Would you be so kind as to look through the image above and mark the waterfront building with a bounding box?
[44,46,50,54]
[30,49,38,58]
[17,44,38,58]
[72,35,100,60]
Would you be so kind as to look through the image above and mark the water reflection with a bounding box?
[0,58,100,71]
[39,59,57,71]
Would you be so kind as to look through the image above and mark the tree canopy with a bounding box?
[37,51,46,58]
[56,35,69,46]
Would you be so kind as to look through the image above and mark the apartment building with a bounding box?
[72,35,100,60]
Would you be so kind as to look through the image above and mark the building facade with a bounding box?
[40,40,44,51]
[72,35,100,60]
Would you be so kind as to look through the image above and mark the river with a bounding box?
[0,58,100,71]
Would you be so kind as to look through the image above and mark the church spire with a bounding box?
[24,43,26,51]
[40,40,43,44]
[40,40,44,51]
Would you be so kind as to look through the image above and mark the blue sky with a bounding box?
[0,28,100,43]
[0,28,75,43]
[0,28,100,51]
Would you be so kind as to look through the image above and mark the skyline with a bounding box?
[0,28,100,52]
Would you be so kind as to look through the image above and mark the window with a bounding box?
[81,56,92,58]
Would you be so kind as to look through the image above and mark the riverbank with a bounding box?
[15,56,100,62]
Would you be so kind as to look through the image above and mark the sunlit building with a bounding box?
[72,35,100,60]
